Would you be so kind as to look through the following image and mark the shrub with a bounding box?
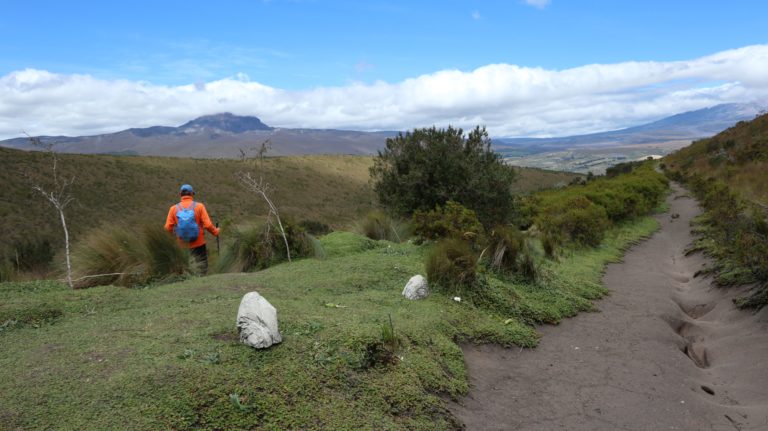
[370,126,517,226]
[412,201,484,243]
[537,196,609,247]
[425,238,478,294]
[354,211,411,243]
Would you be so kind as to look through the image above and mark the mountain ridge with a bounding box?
[1,103,763,158]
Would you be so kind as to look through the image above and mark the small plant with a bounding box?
[178,349,196,360]
[229,393,253,412]
[380,314,400,356]
[200,352,221,365]
[425,238,478,294]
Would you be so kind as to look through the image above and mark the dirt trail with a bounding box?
[450,184,768,430]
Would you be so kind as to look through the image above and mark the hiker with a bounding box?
[164,184,220,274]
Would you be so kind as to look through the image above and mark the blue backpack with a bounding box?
[175,202,199,242]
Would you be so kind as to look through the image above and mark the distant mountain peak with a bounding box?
[180,112,272,133]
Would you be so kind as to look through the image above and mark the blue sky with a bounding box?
[1,0,767,138]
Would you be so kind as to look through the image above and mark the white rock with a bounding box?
[236,292,282,349]
[402,275,429,300]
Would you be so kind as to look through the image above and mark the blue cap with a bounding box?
[180,184,194,194]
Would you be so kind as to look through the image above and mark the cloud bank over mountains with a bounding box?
[1,45,767,140]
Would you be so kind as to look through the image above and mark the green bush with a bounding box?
[354,211,411,243]
[537,196,609,247]
[370,125,517,226]
[412,201,484,243]
[533,163,667,249]
[425,238,478,294]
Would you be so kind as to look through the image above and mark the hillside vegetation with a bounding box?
[664,113,768,308]
[665,112,768,205]
[0,191,663,430]
[0,138,668,428]
[0,147,576,278]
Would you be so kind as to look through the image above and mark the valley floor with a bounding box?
[450,183,768,430]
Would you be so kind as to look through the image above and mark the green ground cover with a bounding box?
[0,216,659,430]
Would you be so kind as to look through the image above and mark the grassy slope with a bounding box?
[0,217,660,430]
[510,166,579,193]
[664,112,768,205]
[0,147,576,262]
[0,148,375,254]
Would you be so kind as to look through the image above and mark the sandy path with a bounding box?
[450,184,768,430]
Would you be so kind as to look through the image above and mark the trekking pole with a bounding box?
[215,221,220,255]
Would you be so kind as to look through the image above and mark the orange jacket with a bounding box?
[164,196,220,248]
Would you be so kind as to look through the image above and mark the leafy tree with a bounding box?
[370,126,516,226]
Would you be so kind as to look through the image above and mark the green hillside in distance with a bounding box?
[664,112,768,205]
[0,147,578,263]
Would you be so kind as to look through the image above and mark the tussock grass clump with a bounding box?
[425,238,478,294]
[486,225,539,281]
[72,224,191,288]
[218,220,314,272]
[354,210,411,243]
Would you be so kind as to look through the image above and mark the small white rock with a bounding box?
[402,275,429,300]
[236,292,282,349]
[453,296,462,302]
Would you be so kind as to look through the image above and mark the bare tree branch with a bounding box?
[236,139,292,262]
[26,135,76,288]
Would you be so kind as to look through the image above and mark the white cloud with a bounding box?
[471,10,481,20]
[523,0,551,9]
[2,45,768,140]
